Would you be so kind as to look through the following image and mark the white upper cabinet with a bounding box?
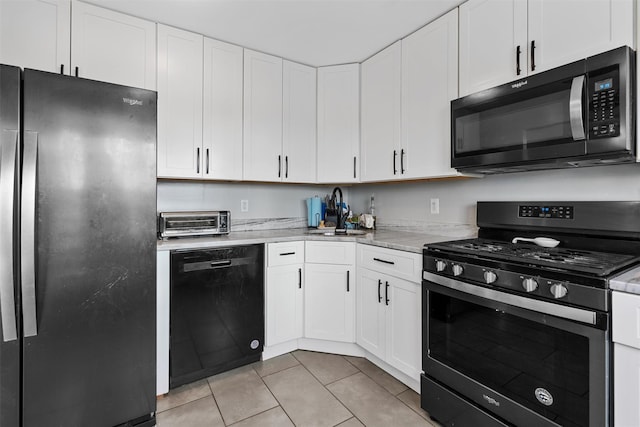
[0,0,70,73]
[243,49,284,182]
[401,8,459,179]
[460,0,634,96]
[527,0,633,74]
[459,0,527,97]
[71,2,156,90]
[317,64,360,183]
[282,60,317,183]
[203,38,244,180]
[157,25,203,179]
[360,41,402,182]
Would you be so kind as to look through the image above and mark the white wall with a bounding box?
[157,180,349,220]
[350,163,640,227]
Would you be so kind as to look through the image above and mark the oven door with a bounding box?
[422,272,609,427]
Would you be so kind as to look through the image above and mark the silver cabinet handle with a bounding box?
[569,75,586,141]
[196,147,200,174]
[0,130,19,342]
[206,148,210,175]
[21,132,38,337]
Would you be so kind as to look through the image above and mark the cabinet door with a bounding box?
[266,265,304,346]
[401,9,459,179]
[356,268,386,360]
[386,277,421,379]
[243,49,283,182]
[305,264,355,343]
[157,25,203,179]
[459,0,528,96]
[0,0,70,73]
[71,2,156,90]
[317,64,360,183]
[203,38,243,180]
[528,0,634,75]
[360,41,402,182]
[283,60,317,183]
[614,343,640,427]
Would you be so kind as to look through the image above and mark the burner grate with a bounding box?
[434,239,639,276]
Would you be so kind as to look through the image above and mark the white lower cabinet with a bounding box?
[356,246,421,379]
[613,291,640,426]
[265,242,305,347]
[304,241,356,343]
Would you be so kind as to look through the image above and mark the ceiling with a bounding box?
[85,0,464,67]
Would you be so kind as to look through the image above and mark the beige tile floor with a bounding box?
[157,350,441,427]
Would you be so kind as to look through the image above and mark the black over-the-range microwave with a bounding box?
[451,46,635,174]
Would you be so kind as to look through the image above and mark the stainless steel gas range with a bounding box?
[421,201,640,427]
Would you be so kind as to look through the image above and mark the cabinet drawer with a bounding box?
[305,241,355,265]
[613,291,640,349]
[357,244,421,283]
[268,241,305,266]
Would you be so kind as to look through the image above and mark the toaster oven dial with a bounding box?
[452,264,464,277]
[435,260,447,272]
[550,283,568,299]
[483,270,498,284]
[522,278,539,293]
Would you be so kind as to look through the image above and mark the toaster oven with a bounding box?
[158,211,230,238]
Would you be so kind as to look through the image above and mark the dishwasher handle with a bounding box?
[183,259,234,272]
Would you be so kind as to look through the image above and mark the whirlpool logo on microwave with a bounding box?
[122,97,143,106]
[512,80,528,89]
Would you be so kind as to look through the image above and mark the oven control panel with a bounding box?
[423,255,607,312]
[519,205,573,219]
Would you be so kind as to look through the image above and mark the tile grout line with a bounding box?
[256,364,300,427]
[205,377,229,426]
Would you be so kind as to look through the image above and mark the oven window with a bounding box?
[429,291,589,427]
[454,89,572,155]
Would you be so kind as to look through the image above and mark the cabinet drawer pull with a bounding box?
[60,64,64,74]
[278,155,282,178]
[378,279,382,303]
[75,66,79,77]
[206,148,210,174]
[373,257,395,265]
[279,252,295,256]
[516,45,521,76]
[531,40,536,72]
[385,281,390,306]
[400,149,405,174]
[196,147,200,174]
[298,268,302,289]
[285,155,289,178]
[346,271,350,292]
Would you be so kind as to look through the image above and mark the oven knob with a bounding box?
[435,260,447,272]
[550,284,568,299]
[452,264,464,276]
[483,270,498,284]
[522,278,538,293]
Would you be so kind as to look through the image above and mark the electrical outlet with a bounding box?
[241,200,249,212]
[430,198,440,215]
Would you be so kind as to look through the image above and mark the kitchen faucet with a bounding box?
[331,186,346,232]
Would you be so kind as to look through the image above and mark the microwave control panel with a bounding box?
[589,68,620,139]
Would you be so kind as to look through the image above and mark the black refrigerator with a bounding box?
[0,65,157,426]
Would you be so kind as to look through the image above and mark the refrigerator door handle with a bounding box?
[21,132,38,337]
[0,130,19,342]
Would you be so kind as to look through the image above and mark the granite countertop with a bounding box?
[610,265,640,295]
[157,226,476,254]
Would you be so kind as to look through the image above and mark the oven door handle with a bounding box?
[569,75,586,141]
[423,271,597,325]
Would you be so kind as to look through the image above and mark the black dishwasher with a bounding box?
[170,244,264,388]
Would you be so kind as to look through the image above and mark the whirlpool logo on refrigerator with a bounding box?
[122,97,143,106]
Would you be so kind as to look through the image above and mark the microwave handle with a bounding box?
[569,75,586,141]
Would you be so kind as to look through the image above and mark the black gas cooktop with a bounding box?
[427,238,640,277]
